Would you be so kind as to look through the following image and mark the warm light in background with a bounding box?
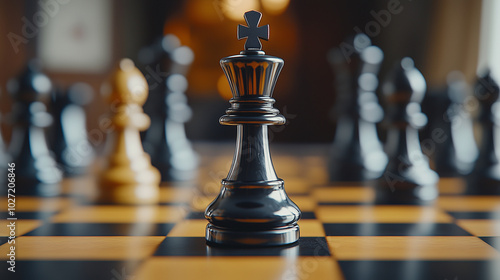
[217,73,233,100]
[261,0,290,15]
[220,0,260,21]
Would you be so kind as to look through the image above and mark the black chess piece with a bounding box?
[140,34,198,181]
[375,58,439,204]
[0,90,10,190]
[431,72,478,176]
[7,60,63,196]
[205,11,301,246]
[50,83,94,176]
[467,71,500,194]
[328,34,387,182]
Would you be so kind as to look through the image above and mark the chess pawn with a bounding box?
[7,60,63,196]
[432,72,478,176]
[376,58,439,204]
[97,59,160,204]
[140,34,199,181]
[205,11,300,246]
[50,83,94,176]
[467,71,500,194]
[328,34,387,181]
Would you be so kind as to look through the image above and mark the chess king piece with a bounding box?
[432,72,478,176]
[97,59,161,204]
[376,58,439,204]
[205,11,301,246]
[50,83,95,176]
[328,34,387,181]
[7,60,63,196]
[467,71,500,194]
[140,34,199,181]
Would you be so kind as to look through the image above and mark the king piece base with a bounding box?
[205,224,300,247]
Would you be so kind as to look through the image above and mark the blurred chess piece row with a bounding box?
[1,34,198,201]
[328,33,500,202]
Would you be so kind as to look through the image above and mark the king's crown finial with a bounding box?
[237,10,269,51]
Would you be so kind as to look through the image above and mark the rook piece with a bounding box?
[50,83,94,176]
[205,11,301,246]
[376,58,439,204]
[140,34,199,181]
[7,61,63,196]
[432,72,478,176]
[328,34,387,181]
[467,71,500,194]
[97,59,160,204]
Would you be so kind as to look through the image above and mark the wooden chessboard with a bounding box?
[1,144,500,280]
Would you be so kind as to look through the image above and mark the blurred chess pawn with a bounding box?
[50,83,95,176]
[97,59,160,204]
[467,71,500,194]
[140,34,199,181]
[431,72,478,176]
[328,34,387,182]
[7,60,63,196]
[376,58,439,204]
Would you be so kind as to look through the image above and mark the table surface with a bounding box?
[1,143,500,280]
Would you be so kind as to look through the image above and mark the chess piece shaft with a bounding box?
[98,59,160,204]
[205,11,300,246]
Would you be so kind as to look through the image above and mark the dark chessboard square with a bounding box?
[323,223,472,236]
[0,237,8,246]
[338,260,499,280]
[318,202,370,206]
[300,211,316,219]
[0,260,138,280]
[480,237,500,251]
[447,211,500,219]
[0,211,57,220]
[186,212,206,219]
[25,223,175,236]
[158,202,189,206]
[154,237,330,256]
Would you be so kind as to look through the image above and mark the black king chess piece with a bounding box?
[328,34,387,182]
[376,58,439,204]
[7,61,63,196]
[467,71,500,194]
[205,11,301,246]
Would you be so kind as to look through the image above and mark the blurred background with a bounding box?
[0,0,493,145]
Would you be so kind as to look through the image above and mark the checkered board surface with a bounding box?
[1,144,500,280]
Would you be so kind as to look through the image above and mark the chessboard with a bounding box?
[1,143,499,280]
